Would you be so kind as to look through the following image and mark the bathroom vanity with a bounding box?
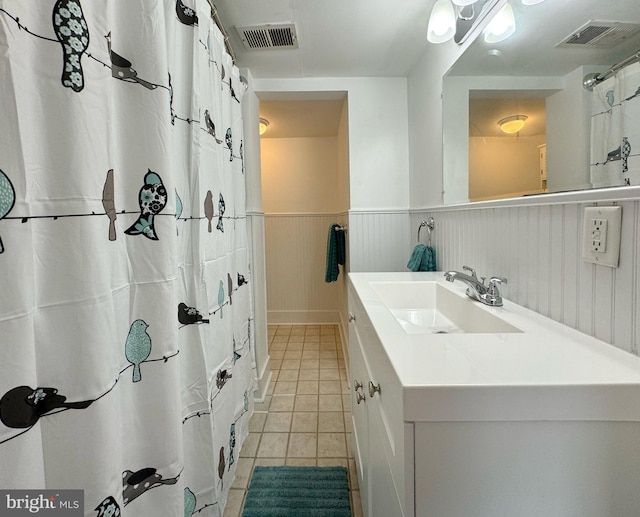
[348,272,640,517]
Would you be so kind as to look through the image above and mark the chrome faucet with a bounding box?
[444,266,508,307]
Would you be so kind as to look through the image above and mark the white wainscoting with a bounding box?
[412,199,640,355]
[348,210,411,272]
[264,213,348,325]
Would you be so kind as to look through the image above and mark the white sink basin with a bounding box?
[369,281,522,334]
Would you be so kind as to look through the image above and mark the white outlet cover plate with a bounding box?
[582,206,622,267]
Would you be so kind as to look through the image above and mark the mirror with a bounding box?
[443,0,640,205]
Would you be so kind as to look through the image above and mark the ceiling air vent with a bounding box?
[557,21,640,48]
[235,23,299,51]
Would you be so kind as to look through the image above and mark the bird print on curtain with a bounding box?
[204,190,214,232]
[178,303,210,326]
[0,170,15,254]
[0,386,93,430]
[94,496,121,517]
[183,488,196,517]
[122,468,180,506]
[176,0,198,26]
[102,169,117,241]
[225,129,233,161]
[124,171,168,240]
[175,190,183,234]
[217,280,225,318]
[106,32,157,90]
[124,319,152,383]
[205,109,223,143]
[217,193,225,232]
[52,0,89,92]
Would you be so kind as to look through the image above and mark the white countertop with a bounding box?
[349,272,640,422]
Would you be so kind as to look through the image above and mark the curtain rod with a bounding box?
[206,0,237,65]
[583,48,640,91]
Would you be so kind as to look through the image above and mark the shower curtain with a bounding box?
[590,61,640,188]
[0,1,255,515]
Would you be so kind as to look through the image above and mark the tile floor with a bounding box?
[223,324,363,517]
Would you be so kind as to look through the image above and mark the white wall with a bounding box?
[262,137,342,213]
[337,101,350,215]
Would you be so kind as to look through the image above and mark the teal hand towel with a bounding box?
[424,245,436,271]
[407,244,426,271]
[325,224,345,282]
[407,244,437,272]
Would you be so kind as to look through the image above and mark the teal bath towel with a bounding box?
[407,244,437,272]
[325,224,346,283]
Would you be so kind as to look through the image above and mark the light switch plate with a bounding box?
[582,206,622,267]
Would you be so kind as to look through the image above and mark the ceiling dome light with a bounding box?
[483,2,516,43]
[427,0,456,43]
[259,118,269,135]
[498,115,527,134]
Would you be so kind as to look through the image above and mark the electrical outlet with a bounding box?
[589,218,607,252]
[582,206,622,267]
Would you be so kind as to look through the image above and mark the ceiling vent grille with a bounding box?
[557,21,640,48]
[235,23,299,51]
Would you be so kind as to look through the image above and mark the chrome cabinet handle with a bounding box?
[348,313,356,323]
[356,391,366,405]
[368,381,381,398]
[353,379,363,391]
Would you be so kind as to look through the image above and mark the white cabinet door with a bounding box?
[349,285,406,517]
[349,302,370,516]
[368,398,405,517]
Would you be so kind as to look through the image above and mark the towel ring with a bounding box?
[417,218,434,246]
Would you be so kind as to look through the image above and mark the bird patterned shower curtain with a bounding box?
[0,1,256,516]
[590,61,640,188]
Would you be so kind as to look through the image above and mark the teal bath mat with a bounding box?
[242,466,352,517]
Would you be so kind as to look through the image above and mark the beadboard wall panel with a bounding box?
[412,200,639,355]
[264,213,348,323]
[348,210,411,272]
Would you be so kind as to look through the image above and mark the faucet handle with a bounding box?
[488,277,508,294]
[463,265,478,279]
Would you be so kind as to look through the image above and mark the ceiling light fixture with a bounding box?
[483,1,516,43]
[259,118,269,135]
[498,114,527,134]
[427,0,456,43]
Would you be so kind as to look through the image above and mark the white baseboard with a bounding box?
[253,356,272,403]
[267,310,341,325]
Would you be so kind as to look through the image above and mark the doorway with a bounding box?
[258,94,350,338]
